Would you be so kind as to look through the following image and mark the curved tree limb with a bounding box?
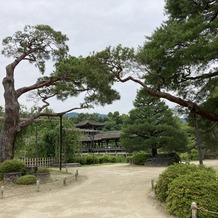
[115,73,218,122]
[16,77,59,97]
[18,102,90,128]
[180,70,218,82]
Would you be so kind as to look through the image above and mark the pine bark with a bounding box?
[0,64,20,162]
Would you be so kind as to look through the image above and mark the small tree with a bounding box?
[121,90,187,156]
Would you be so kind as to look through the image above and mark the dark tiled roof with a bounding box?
[96,131,121,139]
[75,119,105,128]
[80,131,121,142]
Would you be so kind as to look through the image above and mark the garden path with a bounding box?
[0,163,180,218]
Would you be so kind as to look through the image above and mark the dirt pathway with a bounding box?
[0,164,176,218]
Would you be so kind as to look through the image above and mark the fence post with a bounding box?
[75,170,78,181]
[63,176,67,186]
[151,179,154,190]
[1,186,4,198]
[36,179,40,192]
[191,202,197,218]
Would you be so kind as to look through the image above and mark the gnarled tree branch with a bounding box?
[114,72,218,122]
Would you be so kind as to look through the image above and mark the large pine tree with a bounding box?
[121,90,187,156]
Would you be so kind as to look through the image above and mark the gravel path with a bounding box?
[0,163,177,218]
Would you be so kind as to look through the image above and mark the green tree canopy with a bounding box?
[103,111,128,131]
[0,25,119,162]
[121,90,188,156]
[90,0,218,122]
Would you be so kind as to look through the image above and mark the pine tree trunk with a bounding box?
[194,113,203,165]
[152,147,157,157]
[0,64,20,163]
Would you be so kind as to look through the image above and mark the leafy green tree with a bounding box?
[90,0,218,122]
[103,111,128,131]
[0,25,119,162]
[121,90,188,156]
[14,115,81,161]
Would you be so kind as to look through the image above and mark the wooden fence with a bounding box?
[19,157,58,168]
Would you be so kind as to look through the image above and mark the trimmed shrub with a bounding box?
[132,151,150,165]
[180,149,199,161]
[73,154,126,165]
[155,163,214,202]
[98,156,104,164]
[115,155,126,163]
[86,154,99,164]
[37,167,50,174]
[166,170,218,218]
[16,175,37,185]
[73,156,87,165]
[180,152,190,162]
[110,156,117,163]
[126,155,133,163]
[101,154,112,163]
[0,159,26,180]
[189,149,199,160]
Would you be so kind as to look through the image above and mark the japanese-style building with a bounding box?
[75,119,124,154]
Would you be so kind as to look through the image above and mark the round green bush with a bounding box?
[0,159,26,180]
[16,175,37,185]
[166,170,218,218]
[132,152,150,165]
[155,163,214,202]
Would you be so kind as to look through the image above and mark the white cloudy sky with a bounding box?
[0,0,167,115]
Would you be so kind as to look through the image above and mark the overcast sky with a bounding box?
[0,0,167,115]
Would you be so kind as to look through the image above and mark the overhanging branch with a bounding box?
[115,73,218,122]
[18,102,90,128]
[16,77,59,97]
[180,70,218,82]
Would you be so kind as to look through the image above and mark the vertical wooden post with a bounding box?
[194,113,203,165]
[75,170,78,181]
[191,202,197,218]
[1,186,4,198]
[35,126,38,168]
[63,176,67,186]
[59,114,63,171]
[151,179,154,190]
[36,179,40,192]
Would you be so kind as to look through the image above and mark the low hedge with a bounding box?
[155,163,199,202]
[132,151,151,165]
[16,175,37,185]
[0,159,26,180]
[37,167,50,174]
[166,170,218,218]
[126,155,133,163]
[73,154,126,165]
[155,163,218,218]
